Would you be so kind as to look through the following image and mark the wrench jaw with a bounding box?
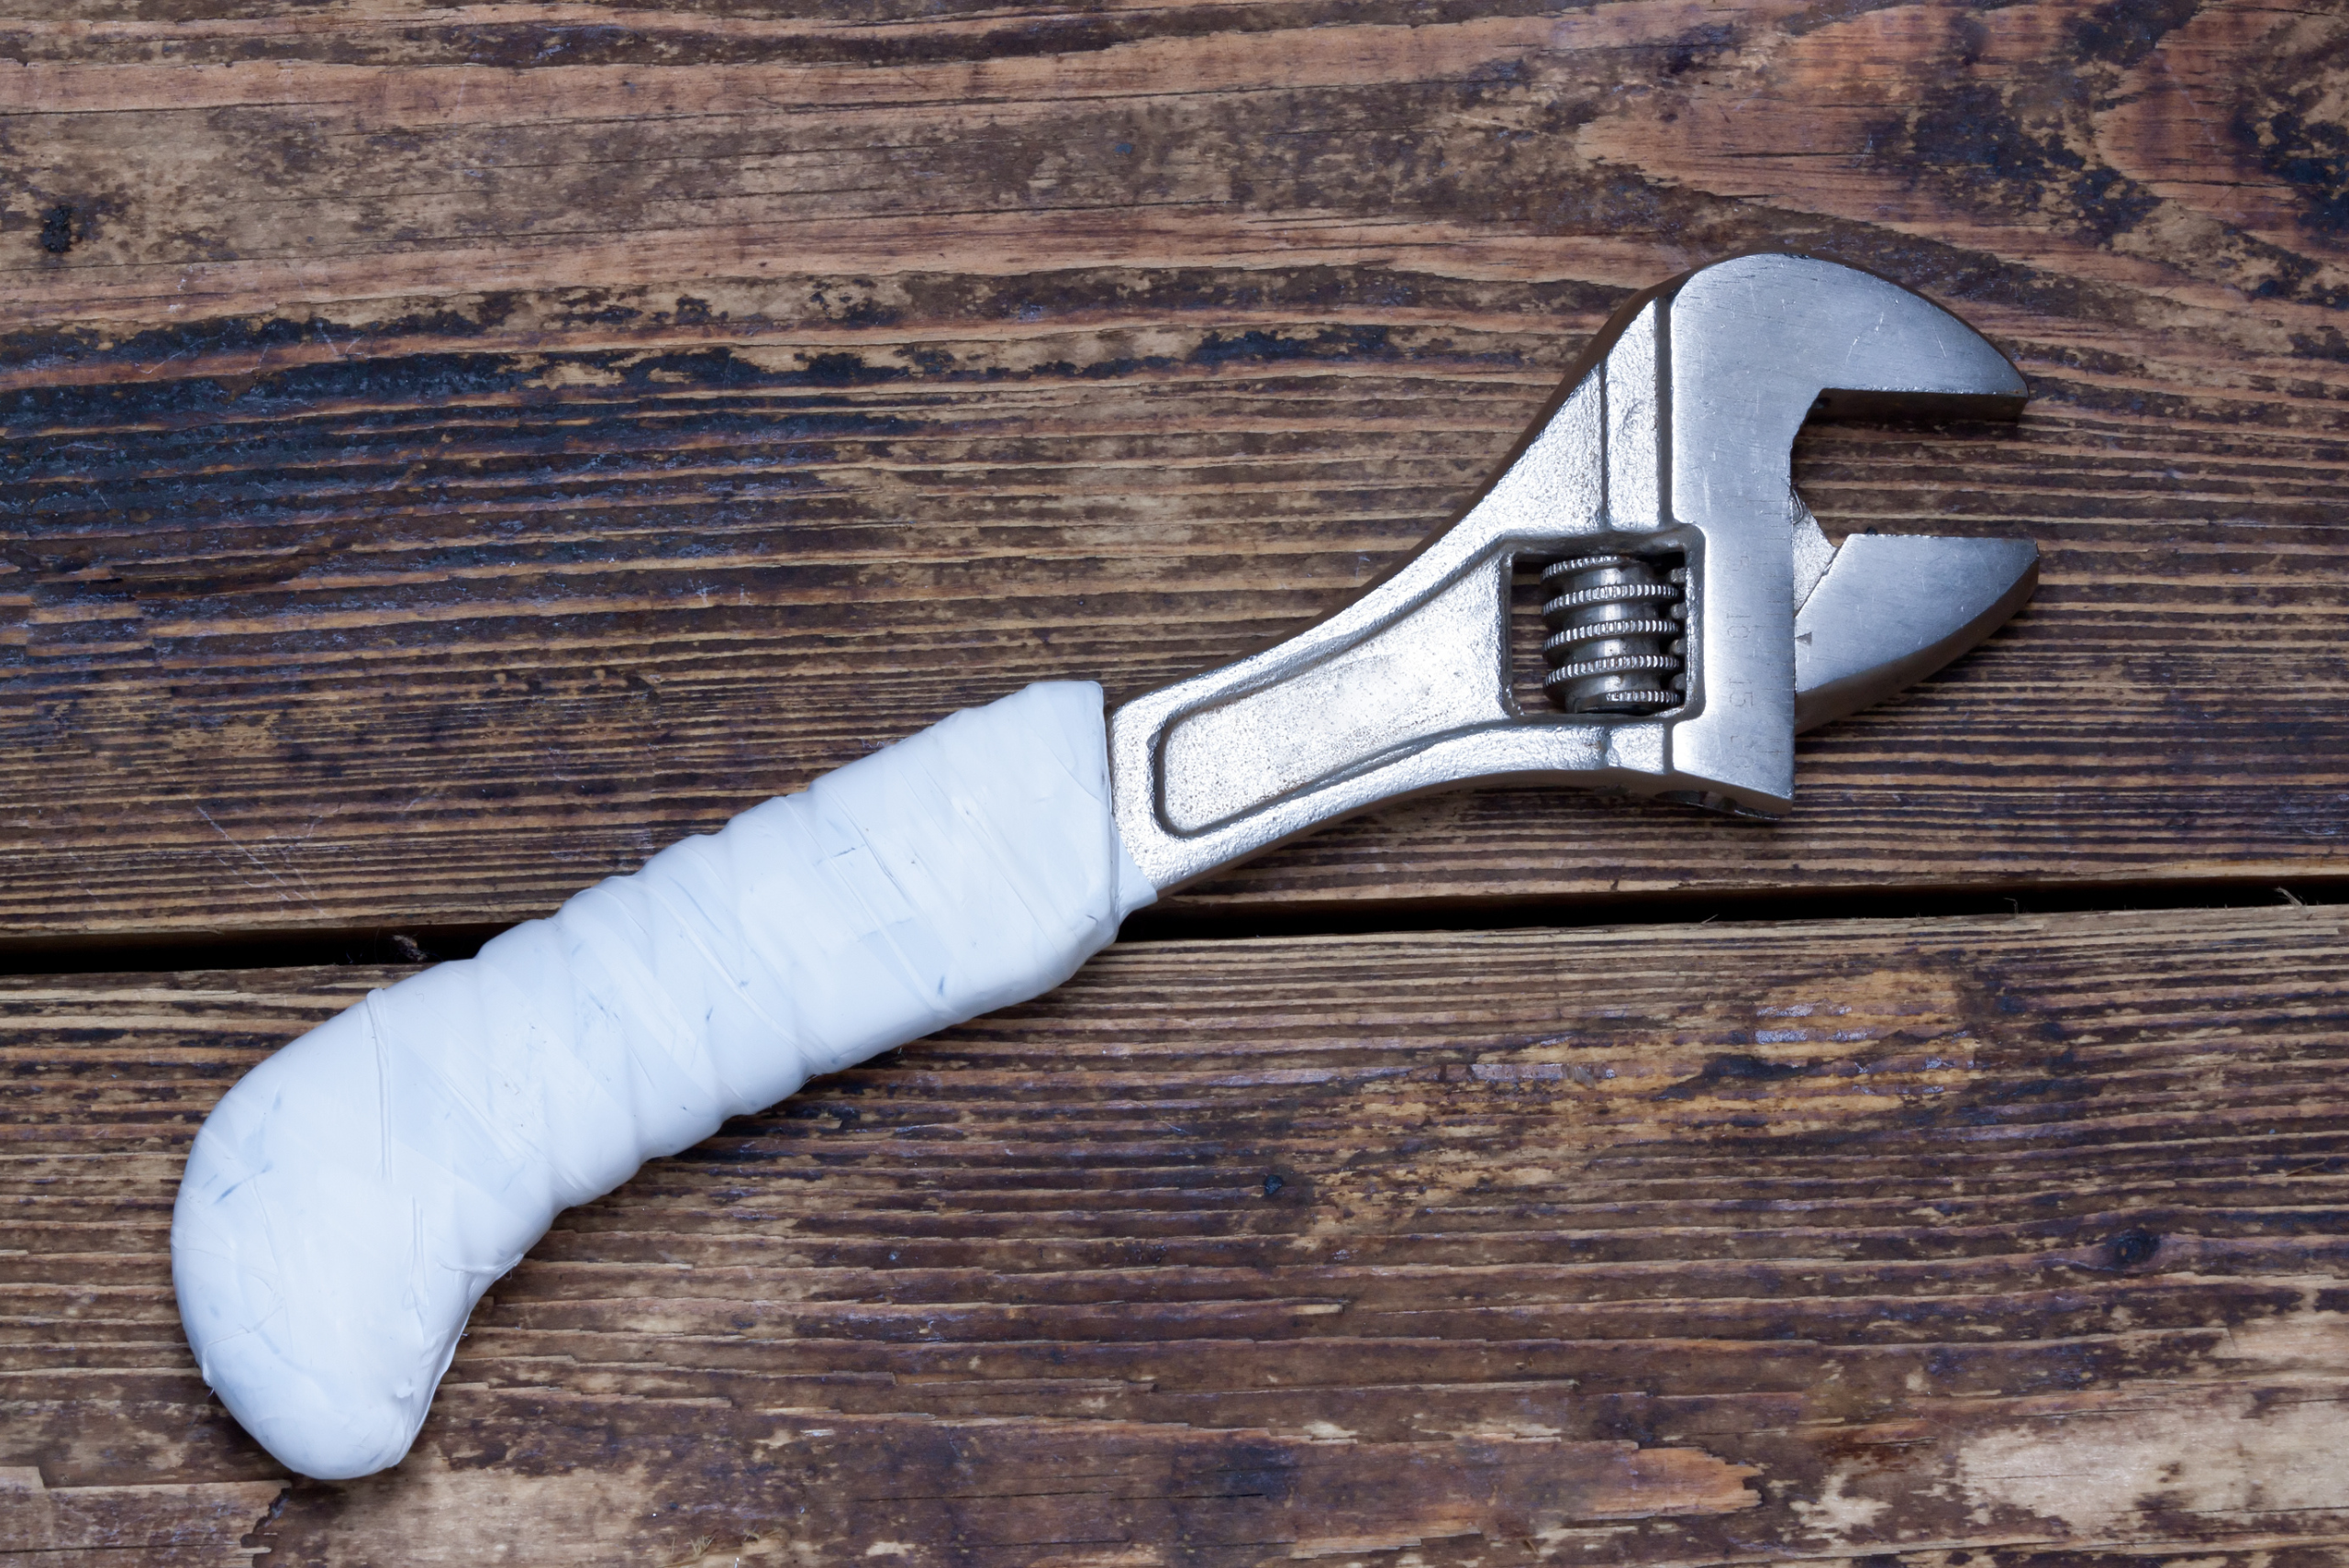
[1108,254,2037,895]
[1653,254,2030,819]
[1793,533,2040,734]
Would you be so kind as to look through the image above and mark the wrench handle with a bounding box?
[171,681,1152,1479]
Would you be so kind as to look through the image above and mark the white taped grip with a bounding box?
[171,682,1154,1480]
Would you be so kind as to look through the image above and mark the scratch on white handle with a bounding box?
[171,681,1153,1480]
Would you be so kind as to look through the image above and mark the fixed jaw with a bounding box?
[1109,253,2038,891]
[1629,253,2029,815]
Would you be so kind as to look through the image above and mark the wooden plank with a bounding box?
[0,0,2344,942]
[6,906,2347,1562]
[0,1469,283,1565]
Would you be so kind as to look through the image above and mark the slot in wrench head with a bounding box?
[1109,254,2036,892]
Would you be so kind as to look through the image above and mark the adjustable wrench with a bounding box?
[1114,250,2036,886]
[172,252,2039,1481]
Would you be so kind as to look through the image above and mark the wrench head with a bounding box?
[1586,253,2033,813]
[1108,253,2040,891]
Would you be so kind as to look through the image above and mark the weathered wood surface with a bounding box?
[1,0,2345,942]
[0,1469,283,1567]
[6,4,2347,1564]
[6,906,2348,1564]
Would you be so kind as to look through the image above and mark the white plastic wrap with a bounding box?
[171,681,1154,1481]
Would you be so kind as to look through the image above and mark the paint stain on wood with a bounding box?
[1954,1383,2349,1539]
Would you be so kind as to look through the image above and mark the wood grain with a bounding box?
[1,0,2344,942]
[6,906,2348,1562]
[0,1469,283,1566]
[6,6,2345,1562]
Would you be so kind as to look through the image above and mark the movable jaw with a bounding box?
[1108,254,2040,893]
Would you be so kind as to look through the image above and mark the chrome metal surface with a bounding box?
[1108,253,2039,893]
[1792,534,2041,733]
